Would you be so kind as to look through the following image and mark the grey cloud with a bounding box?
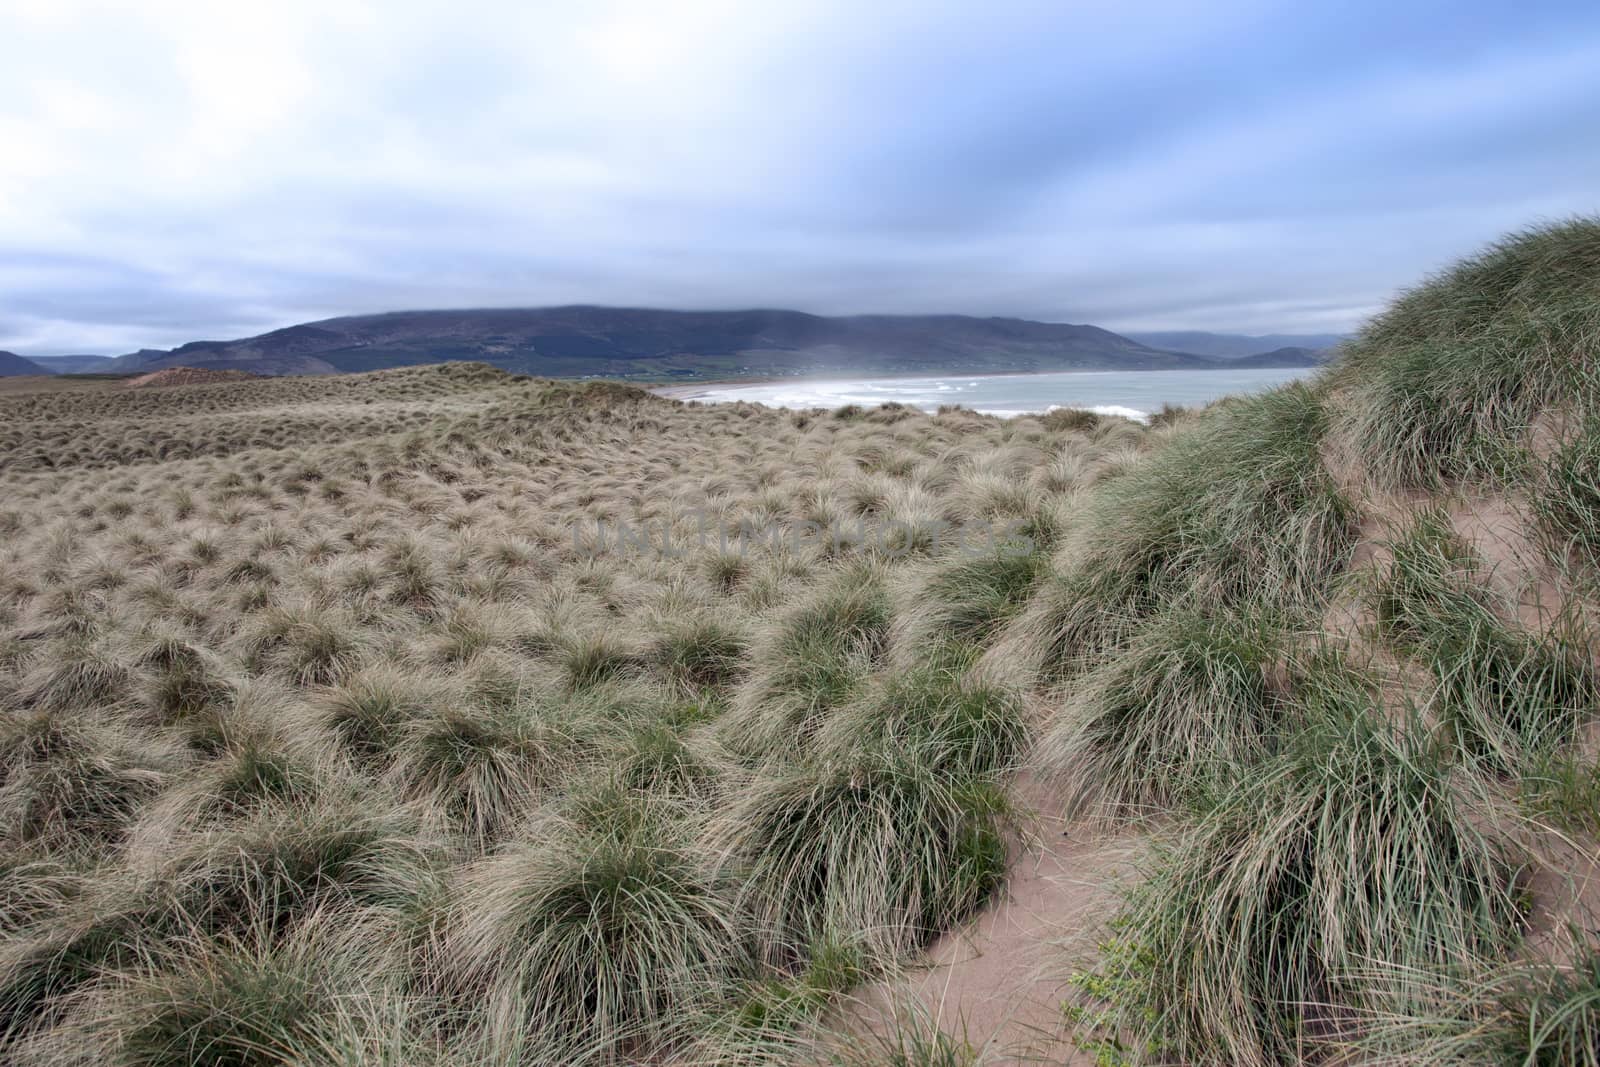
[3,1,1599,353]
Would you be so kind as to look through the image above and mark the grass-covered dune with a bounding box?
[1,220,1598,1066]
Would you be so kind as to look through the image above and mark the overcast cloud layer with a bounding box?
[3,0,1599,355]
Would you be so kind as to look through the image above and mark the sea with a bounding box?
[669,367,1313,421]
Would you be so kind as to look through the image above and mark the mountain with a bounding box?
[1126,330,1346,359]
[0,351,49,377]
[24,354,118,374]
[111,307,1223,379]
[1226,346,1330,369]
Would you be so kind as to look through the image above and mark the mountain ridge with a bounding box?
[23,354,120,374]
[1224,345,1330,369]
[0,350,49,377]
[1126,330,1346,358]
[103,306,1323,379]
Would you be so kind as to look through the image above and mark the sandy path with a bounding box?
[841,776,1149,1064]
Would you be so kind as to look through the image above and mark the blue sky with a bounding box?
[3,0,1598,354]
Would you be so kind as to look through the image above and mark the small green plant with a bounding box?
[1042,407,1101,433]
[1147,403,1191,429]
[731,937,869,1037]
[317,667,444,769]
[0,710,184,849]
[724,565,891,755]
[14,636,134,711]
[813,665,1027,780]
[829,1000,985,1067]
[606,708,718,799]
[57,909,408,1067]
[131,631,234,723]
[1519,752,1600,836]
[1064,919,1165,1067]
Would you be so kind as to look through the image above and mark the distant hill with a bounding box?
[0,350,48,377]
[1126,330,1346,359]
[109,307,1236,379]
[1225,346,1330,369]
[25,354,118,374]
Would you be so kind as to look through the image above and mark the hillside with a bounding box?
[0,220,1597,1067]
[109,306,1226,379]
[23,355,118,375]
[0,351,47,377]
[1125,329,1347,358]
[124,367,265,389]
[1224,344,1329,368]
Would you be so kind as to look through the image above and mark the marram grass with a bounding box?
[1,220,1600,1064]
[1068,687,1526,1066]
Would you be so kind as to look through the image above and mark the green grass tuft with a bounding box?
[391,699,575,844]
[1005,384,1357,681]
[1533,414,1600,571]
[442,799,753,1062]
[1332,218,1600,489]
[1374,508,1596,765]
[650,616,749,693]
[813,665,1027,781]
[1037,608,1287,817]
[711,747,1010,964]
[724,565,892,757]
[1073,684,1524,1065]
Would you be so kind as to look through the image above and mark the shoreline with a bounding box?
[645,367,1142,402]
[647,375,788,400]
[646,364,1313,404]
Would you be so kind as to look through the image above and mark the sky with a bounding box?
[3,1,1599,355]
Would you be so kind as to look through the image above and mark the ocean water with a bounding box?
[675,367,1313,421]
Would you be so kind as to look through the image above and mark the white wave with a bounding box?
[1044,403,1150,423]
[682,368,1307,419]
